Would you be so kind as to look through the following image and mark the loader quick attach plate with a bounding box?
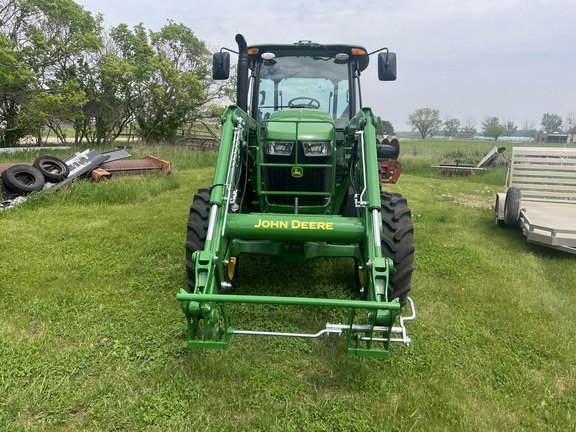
[177,290,416,358]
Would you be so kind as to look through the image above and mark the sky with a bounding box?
[75,0,575,131]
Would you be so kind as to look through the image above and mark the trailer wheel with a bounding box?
[380,192,414,306]
[185,188,238,293]
[0,164,45,195]
[504,187,521,228]
[33,155,69,183]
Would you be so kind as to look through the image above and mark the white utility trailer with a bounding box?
[495,147,576,254]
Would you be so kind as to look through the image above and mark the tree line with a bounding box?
[407,108,576,140]
[0,0,233,147]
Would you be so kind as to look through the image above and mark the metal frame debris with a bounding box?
[1,148,171,210]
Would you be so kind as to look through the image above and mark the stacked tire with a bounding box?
[1,155,69,195]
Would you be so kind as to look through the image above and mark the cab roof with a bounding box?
[247,41,371,71]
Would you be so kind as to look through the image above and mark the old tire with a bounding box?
[504,187,521,228]
[33,155,69,183]
[380,192,415,306]
[1,164,45,195]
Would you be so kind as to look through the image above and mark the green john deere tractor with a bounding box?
[177,34,415,358]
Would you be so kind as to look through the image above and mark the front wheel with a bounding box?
[186,189,211,291]
[185,188,238,293]
[380,192,415,306]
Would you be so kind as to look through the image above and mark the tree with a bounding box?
[521,119,537,137]
[110,23,205,142]
[0,34,35,146]
[375,116,395,136]
[0,4,233,146]
[407,108,442,139]
[541,113,563,133]
[565,112,576,134]
[504,118,517,136]
[443,117,460,137]
[81,50,137,145]
[481,116,506,141]
[375,116,384,135]
[460,116,477,136]
[382,120,395,136]
[150,20,230,127]
[0,0,102,145]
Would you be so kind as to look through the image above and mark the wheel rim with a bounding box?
[40,161,62,172]
[15,172,36,186]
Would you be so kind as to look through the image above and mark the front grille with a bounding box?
[263,142,332,206]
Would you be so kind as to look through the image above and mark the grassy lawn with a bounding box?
[1,141,574,430]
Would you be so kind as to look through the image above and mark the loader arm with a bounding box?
[178,107,414,358]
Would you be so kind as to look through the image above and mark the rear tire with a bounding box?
[504,187,521,228]
[380,192,415,306]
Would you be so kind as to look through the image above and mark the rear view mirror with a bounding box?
[378,52,397,81]
[213,52,230,80]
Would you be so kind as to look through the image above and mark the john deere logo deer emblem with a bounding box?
[291,166,303,178]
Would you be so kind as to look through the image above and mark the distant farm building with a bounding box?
[533,133,576,144]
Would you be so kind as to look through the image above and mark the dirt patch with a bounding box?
[440,192,494,210]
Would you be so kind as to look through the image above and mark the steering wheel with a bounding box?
[288,97,321,109]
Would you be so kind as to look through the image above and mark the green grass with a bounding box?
[1,141,575,430]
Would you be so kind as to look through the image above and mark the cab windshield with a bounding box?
[256,55,350,127]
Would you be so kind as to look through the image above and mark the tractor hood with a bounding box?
[265,109,335,141]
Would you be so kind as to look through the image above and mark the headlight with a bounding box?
[266,141,294,156]
[302,141,331,157]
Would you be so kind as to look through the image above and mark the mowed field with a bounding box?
[1,141,574,431]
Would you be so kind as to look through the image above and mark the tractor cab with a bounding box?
[213,37,397,215]
[214,37,397,125]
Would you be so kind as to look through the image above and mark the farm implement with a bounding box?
[177,35,416,358]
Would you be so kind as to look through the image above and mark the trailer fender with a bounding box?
[495,192,507,226]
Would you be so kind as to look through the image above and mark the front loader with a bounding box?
[177,34,416,358]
